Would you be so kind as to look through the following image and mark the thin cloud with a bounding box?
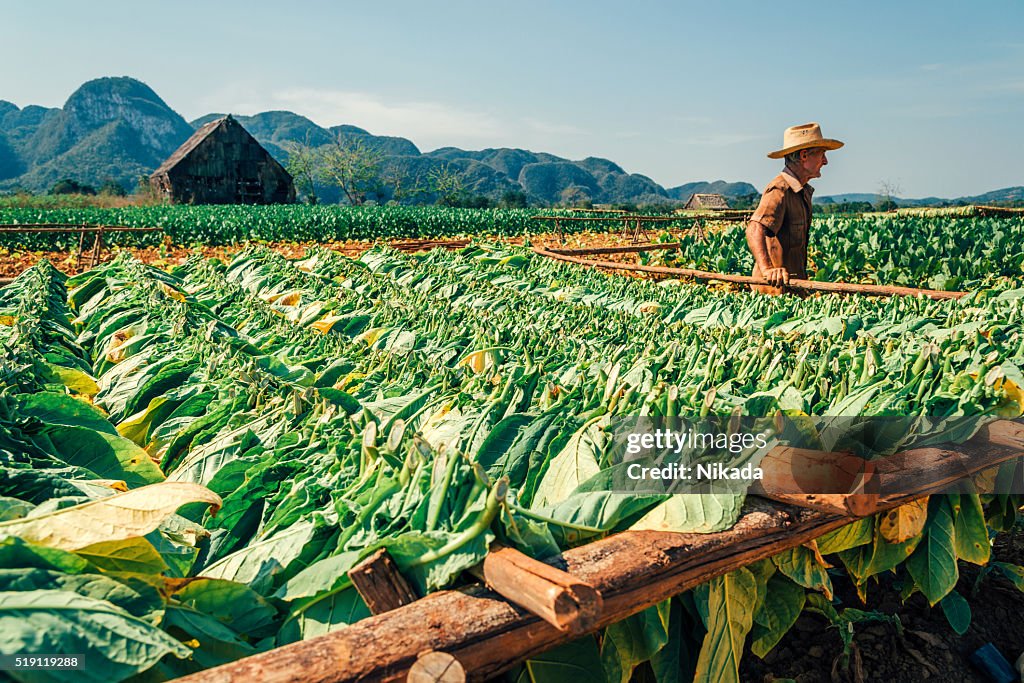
[522,117,586,135]
[208,86,506,146]
[677,132,766,146]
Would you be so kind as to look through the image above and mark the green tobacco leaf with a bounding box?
[160,604,257,671]
[201,522,317,594]
[600,601,672,683]
[41,362,100,396]
[532,418,605,509]
[38,425,165,486]
[173,578,279,636]
[519,635,604,683]
[693,567,759,683]
[629,494,744,535]
[273,550,362,601]
[14,392,117,435]
[0,537,91,573]
[939,590,971,635]
[0,589,189,682]
[772,546,833,598]
[0,568,166,627]
[952,494,990,565]
[815,517,873,555]
[277,586,370,644]
[906,497,958,605]
[75,537,169,574]
[992,562,1024,592]
[751,574,806,658]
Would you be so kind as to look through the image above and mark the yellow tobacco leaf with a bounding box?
[266,290,302,306]
[310,313,343,335]
[880,497,928,543]
[0,482,221,551]
[159,282,186,302]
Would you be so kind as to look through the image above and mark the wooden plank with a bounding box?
[472,545,602,635]
[347,548,418,615]
[752,446,878,517]
[532,247,967,300]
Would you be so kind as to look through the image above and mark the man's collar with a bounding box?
[782,167,814,195]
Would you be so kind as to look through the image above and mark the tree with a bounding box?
[283,135,322,205]
[559,185,591,208]
[319,133,384,205]
[380,160,428,205]
[876,179,902,212]
[499,190,529,208]
[50,178,95,195]
[98,179,127,197]
[429,162,467,206]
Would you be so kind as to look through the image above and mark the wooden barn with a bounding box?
[149,115,295,204]
[683,193,730,210]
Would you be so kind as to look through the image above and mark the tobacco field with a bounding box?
[2,219,1024,681]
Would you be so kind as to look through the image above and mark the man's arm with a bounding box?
[745,221,789,287]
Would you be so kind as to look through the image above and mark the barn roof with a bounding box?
[151,115,230,177]
[685,193,730,209]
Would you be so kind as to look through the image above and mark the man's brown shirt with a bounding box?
[749,169,813,293]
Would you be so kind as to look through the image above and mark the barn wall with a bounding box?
[158,119,295,204]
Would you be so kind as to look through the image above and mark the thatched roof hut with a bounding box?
[683,193,730,210]
[150,115,294,204]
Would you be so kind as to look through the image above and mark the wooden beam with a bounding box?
[174,431,1022,683]
[532,247,968,300]
[346,548,418,615]
[548,243,681,256]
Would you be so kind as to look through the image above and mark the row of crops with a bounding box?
[3,205,1024,291]
[2,240,1024,681]
[666,214,1024,291]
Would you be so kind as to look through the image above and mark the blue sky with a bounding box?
[3,0,1022,197]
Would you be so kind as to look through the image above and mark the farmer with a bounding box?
[745,122,844,295]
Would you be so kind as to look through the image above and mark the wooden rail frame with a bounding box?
[0,224,163,270]
[177,422,1022,683]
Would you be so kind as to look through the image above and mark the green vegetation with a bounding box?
[1,231,1023,681]
[666,214,1024,290]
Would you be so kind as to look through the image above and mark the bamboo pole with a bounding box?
[532,246,968,301]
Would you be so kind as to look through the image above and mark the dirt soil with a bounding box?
[741,526,1024,683]
[0,229,694,279]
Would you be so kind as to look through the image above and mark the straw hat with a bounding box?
[767,122,844,159]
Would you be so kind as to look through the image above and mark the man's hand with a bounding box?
[765,267,790,288]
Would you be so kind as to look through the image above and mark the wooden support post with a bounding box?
[346,548,417,615]
[472,545,602,636]
[408,651,465,683]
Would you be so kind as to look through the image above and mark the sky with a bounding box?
[2,0,1022,198]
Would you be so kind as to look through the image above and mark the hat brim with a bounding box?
[767,139,844,159]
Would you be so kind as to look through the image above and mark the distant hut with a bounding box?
[683,193,730,210]
[150,115,295,204]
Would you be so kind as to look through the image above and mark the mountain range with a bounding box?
[0,77,758,205]
[0,77,1020,207]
